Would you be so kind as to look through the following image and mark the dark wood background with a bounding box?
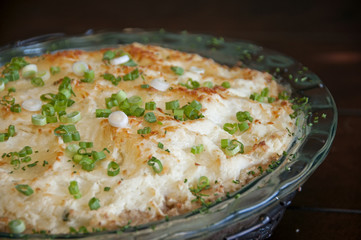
[1,0,360,239]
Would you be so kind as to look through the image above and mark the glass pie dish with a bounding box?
[0,29,337,240]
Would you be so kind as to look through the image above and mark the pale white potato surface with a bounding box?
[0,43,295,233]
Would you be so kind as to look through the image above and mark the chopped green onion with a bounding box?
[129,106,145,117]
[123,68,139,81]
[236,111,253,122]
[72,154,83,163]
[15,184,34,196]
[170,66,184,75]
[238,122,249,132]
[180,78,200,89]
[79,157,95,171]
[147,156,163,174]
[7,125,15,137]
[221,139,244,156]
[41,104,55,116]
[224,143,240,156]
[79,142,93,148]
[32,114,47,126]
[102,73,121,85]
[165,100,179,110]
[22,156,32,163]
[173,109,184,120]
[191,144,204,154]
[278,91,289,100]
[107,161,120,176]
[68,181,82,199]
[145,101,156,110]
[103,50,115,61]
[54,99,68,112]
[46,115,58,123]
[261,88,269,97]
[22,146,32,155]
[221,81,231,88]
[104,187,111,191]
[122,59,137,67]
[92,151,106,161]
[31,77,45,87]
[60,111,81,123]
[54,124,80,143]
[144,112,157,123]
[197,176,209,189]
[50,66,61,75]
[81,70,95,83]
[10,104,21,113]
[203,81,213,88]
[128,95,142,106]
[137,127,151,135]
[158,142,164,149]
[88,197,101,210]
[268,97,276,103]
[66,144,80,157]
[8,219,26,234]
[105,97,118,109]
[96,109,112,118]
[112,90,127,103]
[0,133,5,142]
[183,100,203,120]
[141,84,149,89]
[223,123,238,134]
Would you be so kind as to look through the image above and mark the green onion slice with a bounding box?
[165,100,179,110]
[79,141,93,148]
[8,219,26,234]
[107,161,120,176]
[145,101,156,110]
[197,176,210,189]
[128,95,142,106]
[191,144,204,154]
[68,181,82,199]
[223,123,238,134]
[147,156,163,174]
[88,197,101,210]
[15,184,34,196]
[238,122,249,132]
[137,127,151,135]
[50,66,61,75]
[32,114,47,126]
[96,109,112,118]
[144,112,157,123]
[60,111,81,123]
[221,81,231,88]
[65,144,80,157]
[31,77,44,87]
[236,111,253,122]
[170,66,184,75]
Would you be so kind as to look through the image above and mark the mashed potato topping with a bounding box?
[0,43,295,233]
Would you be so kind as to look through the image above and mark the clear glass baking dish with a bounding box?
[0,29,337,239]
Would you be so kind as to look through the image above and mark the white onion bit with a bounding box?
[190,66,205,74]
[72,61,89,76]
[38,70,50,81]
[110,55,130,65]
[149,78,170,92]
[108,111,128,128]
[22,64,38,78]
[22,99,42,112]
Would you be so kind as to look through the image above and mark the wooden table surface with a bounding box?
[1,0,360,239]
